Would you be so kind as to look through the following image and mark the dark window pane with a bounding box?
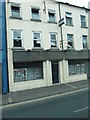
[32,8,39,20]
[49,12,55,22]
[34,40,41,47]
[66,17,72,25]
[11,6,20,17]
[14,39,22,47]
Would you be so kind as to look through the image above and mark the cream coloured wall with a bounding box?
[6,0,61,92]
[5,0,88,92]
[60,4,88,50]
[6,0,60,50]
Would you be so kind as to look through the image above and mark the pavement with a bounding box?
[1,79,89,106]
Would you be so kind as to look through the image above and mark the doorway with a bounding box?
[51,61,59,84]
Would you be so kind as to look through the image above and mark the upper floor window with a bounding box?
[65,12,73,26]
[11,4,21,18]
[67,34,74,49]
[32,32,41,47]
[12,30,22,47]
[80,15,86,28]
[82,35,87,49]
[48,9,56,23]
[31,7,40,20]
[50,33,57,47]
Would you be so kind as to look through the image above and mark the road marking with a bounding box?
[66,83,77,89]
[74,106,89,113]
[1,87,89,109]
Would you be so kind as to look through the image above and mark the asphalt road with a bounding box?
[2,88,88,118]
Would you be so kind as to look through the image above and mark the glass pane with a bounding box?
[14,39,22,47]
[34,40,41,47]
[51,41,57,47]
[51,34,56,40]
[33,33,40,40]
[14,62,43,82]
[82,36,87,48]
[14,68,25,82]
[67,34,73,41]
[76,64,81,74]
[81,64,85,74]
[14,31,21,39]
[34,67,43,79]
[49,13,55,22]
[66,17,72,25]
[81,16,85,21]
[26,68,35,80]
[67,34,73,48]
[81,21,86,27]
[32,9,39,19]
[68,61,85,76]
[11,6,20,17]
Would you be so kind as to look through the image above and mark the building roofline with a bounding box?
[54,0,90,11]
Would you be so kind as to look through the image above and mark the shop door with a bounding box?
[51,61,59,84]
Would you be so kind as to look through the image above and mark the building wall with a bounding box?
[5,0,88,92]
[60,4,88,50]
[6,0,60,50]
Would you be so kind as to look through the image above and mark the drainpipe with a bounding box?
[2,0,8,93]
[58,2,63,50]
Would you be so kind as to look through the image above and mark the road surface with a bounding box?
[2,88,89,118]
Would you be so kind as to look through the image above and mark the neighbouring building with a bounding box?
[1,0,90,93]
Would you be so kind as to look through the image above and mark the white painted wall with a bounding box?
[60,4,88,50]
[5,0,88,92]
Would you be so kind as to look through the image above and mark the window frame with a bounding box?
[67,34,74,49]
[30,6,40,20]
[82,35,87,49]
[65,12,73,26]
[32,31,42,48]
[12,30,23,48]
[49,32,57,48]
[10,3,21,18]
[14,62,43,82]
[48,9,56,23]
[68,60,85,76]
[80,15,87,28]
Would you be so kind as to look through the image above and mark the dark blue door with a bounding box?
[52,61,59,84]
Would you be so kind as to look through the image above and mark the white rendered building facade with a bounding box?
[5,0,89,92]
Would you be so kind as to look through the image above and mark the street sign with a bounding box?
[58,17,64,26]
